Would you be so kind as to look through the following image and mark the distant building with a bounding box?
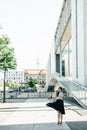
[6,70,24,83]
[24,69,46,88]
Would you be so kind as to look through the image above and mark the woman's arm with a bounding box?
[53,95,57,102]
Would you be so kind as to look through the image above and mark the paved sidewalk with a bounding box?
[0,98,87,130]
[0,98,70,130]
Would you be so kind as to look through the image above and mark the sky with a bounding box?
[0,0,63,70]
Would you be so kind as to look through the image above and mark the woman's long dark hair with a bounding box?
[56,91,59,96]
[56,87,62,96]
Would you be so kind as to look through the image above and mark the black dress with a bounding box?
[46,92,65,114]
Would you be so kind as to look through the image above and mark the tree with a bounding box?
[6,80,20,90]
[27,78,38,89]
[0,35,17,102]
[0,35,10,49]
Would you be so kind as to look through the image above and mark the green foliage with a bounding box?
[27,78,39,88]
[6,80,20,89]
[0,35,17,71]
[0,34,17,102]
[0,35,10,50]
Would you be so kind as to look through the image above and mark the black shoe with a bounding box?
[57,121,60,125]
[60,122,62,124]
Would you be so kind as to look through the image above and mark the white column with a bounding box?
[60,44,62,76]
[84,0,87,86]
[72,0,85,85]
[68,42,70,77]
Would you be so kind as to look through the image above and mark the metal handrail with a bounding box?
[72,80,87,90]
[55,72,87,91]
[54,72,87,108]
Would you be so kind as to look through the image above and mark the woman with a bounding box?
[46,87,65,124]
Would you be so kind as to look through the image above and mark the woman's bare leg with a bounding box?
[57,111,63,124]
[57,111,60,124]
[60,113,62,124]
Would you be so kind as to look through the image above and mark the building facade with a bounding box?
[47,0,87,86]
[6,70,24,83]
[46,0,87,107]
[24,69,46,88]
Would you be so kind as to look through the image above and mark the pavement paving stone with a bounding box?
[0,98,71,130]
[0,98,87,130]
[0,124,33,130]
[0,123,70,130]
